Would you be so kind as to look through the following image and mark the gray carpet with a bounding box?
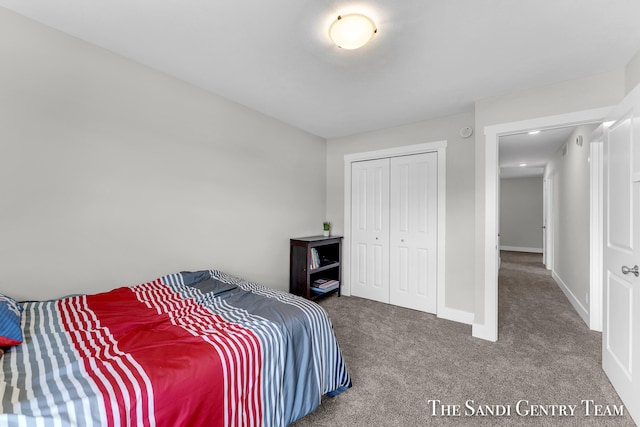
[292,251,635,426]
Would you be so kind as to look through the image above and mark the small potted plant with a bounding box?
[323,222,331,237]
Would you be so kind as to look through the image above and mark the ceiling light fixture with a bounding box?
[329,14,377,50]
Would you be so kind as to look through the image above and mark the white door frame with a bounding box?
[542,177,547,266]
[343,141,447,316]
[543,175,555,271]
[589,125,605,332]
[475,107,612,342]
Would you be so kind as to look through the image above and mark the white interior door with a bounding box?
[389,153,438,313]
[350,158,390,303]
[602,84,640,424]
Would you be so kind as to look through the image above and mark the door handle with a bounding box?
[621,265,639,277]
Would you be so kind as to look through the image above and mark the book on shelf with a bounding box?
[309,248,320,270]
[311,280,339,293]
[313,278,339,289]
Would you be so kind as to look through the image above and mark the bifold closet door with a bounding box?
[350,158,390,303]
[350,152,438,313]
[389,153,437,313]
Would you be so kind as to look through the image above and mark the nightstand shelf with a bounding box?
[290,236,342,300]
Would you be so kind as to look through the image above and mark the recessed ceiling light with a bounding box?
[519,163,527,167]
[329,14,377,50]
[528,130,541,135]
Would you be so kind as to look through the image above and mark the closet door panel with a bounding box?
[389,153,438,313]
[350,159,390,303]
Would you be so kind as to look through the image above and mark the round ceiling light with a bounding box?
[329,14,377,50]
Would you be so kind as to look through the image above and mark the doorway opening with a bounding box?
[498,123,601,336]
[473,106,611,342]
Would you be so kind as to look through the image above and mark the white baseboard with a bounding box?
[438,306,474,325]
[552,271,589,327]
[500,245,543,254]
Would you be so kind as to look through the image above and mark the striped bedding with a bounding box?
[0,270,351,426]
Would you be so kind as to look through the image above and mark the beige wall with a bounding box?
[0,8,326,300]
[327,112,476,314]
[545,124,597,311]
[499,177,543,251]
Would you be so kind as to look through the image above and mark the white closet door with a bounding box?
[389,153,438,313]
[350,158,390,303]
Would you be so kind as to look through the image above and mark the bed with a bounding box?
[0,269,351,426]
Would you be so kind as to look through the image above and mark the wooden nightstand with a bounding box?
[290,236,342,300]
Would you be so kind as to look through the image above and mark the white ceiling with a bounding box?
[1,1,640,139]
[499,127,578,179]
